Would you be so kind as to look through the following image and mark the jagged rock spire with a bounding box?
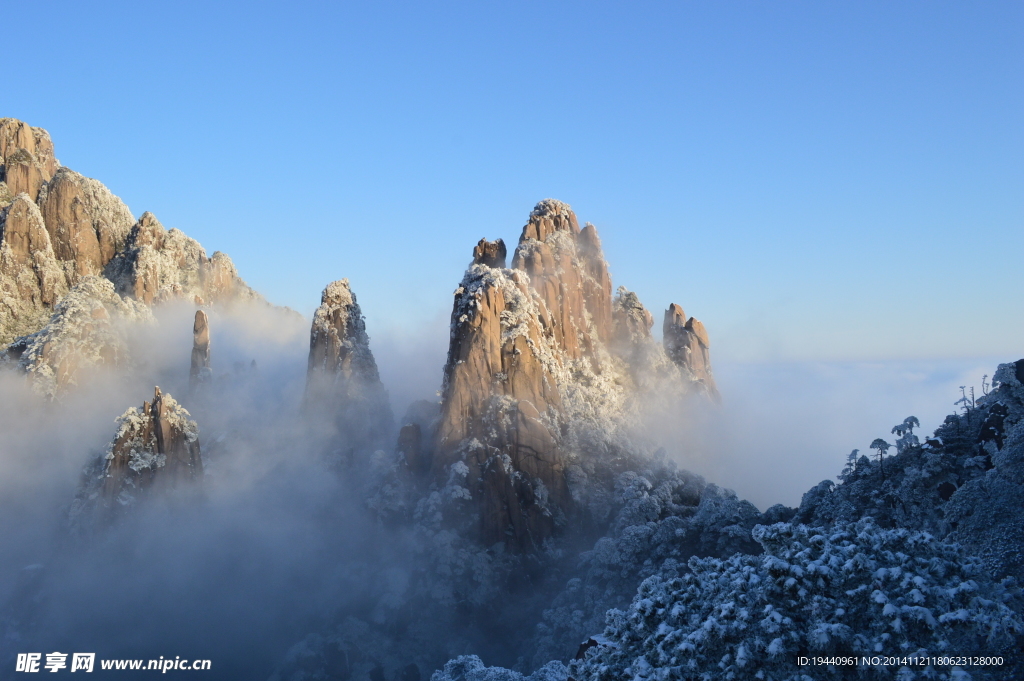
[70,386,203,528]
[434,200,623,550]
[190,309,211,391]
[663,303,719,401]
[472,238,506,268]
[433,199,720,551]
[0,118,261,350]
[0,118,58,202]
[305,279,393,450]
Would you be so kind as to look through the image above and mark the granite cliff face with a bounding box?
[432,199,718,549]
[105,211,258,306]
[0,117,266,409]
[0,195,69,340]
[663,302,719,400]
[0,118,58,202]
[8,276,153,398]
[70,387,203,527]
[0,117,259,351]
[305,279,393,452]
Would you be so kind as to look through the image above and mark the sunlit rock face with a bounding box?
[0,195,69,343]
[190,309,211,391]
[11,276,153,399]
[0,118,58,202]
[434,199,719,551]
[305,279,393,452]
[105,211,259,306]
[663,302,719,401]
[70,387,203,528]
[0,117,261,349]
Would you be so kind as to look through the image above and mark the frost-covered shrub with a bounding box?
[570,518,1022,681]
[430,655,567,681]
[529,468,772,668]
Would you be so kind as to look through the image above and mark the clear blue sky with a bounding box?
[6,1,1021,362]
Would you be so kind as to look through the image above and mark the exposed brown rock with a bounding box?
[0,195,70,344]
[0,119,58,177]
[612,286,655,346]
[0,119,57,202]
[433,200,721,550]
[434,258,566,548]
[68,386,204,526]
[3,148,48,201]
[189,310,211,391]
[472,238,507,268]
[510,201,590,360]
[663,303,719,401]
[435,199,632,549]
[15,276,153,399]
[104,211,259,305]
[36,167,135,277]
[577,223,614,344]
[305,279,393,450]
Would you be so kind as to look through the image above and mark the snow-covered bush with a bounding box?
[570,518,1021,681]
[430,655,567,681]
[529,469,773,668]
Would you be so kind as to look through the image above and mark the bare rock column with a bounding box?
[305,279,393,451]
[189,310,211,391]
[68,386,204,528]
[663,303,719,401]
[0,195,70,344]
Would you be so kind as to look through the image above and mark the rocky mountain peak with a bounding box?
[471,238,507,268]
[0,117,261,357]
[305,279,392,451]
[70,386,203,527]
[37,167,135,277]
[0,119,58,201]
[521,198,580,241]
[433,200,718,550]
[190,309,211,391]
[663,303,718,401]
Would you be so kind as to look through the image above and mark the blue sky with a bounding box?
[5,1,1021,363]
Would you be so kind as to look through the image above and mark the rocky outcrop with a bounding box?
[472,238,507,268]
[0,195,70,344]
[434,262,568,547]
[0,118,261,349]
[104,211,259,305]
[0,119,58,202]
[509,200,614,360]
[433,200,719,550]
[12,276,153,398]
[70,387,202,527]
[305,279,392,450]
[189,310,211,391]
[663,303,719,401]
[433,200,638,549]
[36,167,135,277]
